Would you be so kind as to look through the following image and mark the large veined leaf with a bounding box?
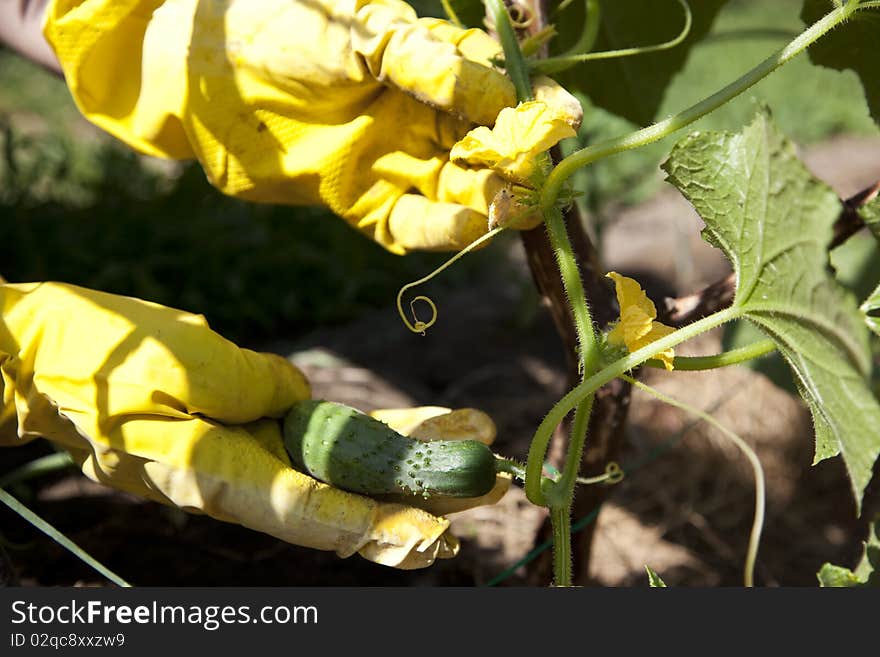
[662,112,880,510]
[548,0,729,126]
[817,516,880,586]
[801,0,880,126]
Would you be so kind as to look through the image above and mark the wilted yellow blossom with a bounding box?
[606,272,675,371]
[450,100,577,183]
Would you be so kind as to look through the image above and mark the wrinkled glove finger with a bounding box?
[70,414,457,569]
[374,151,504,212]
[353,8,516,126]
[385,194,489,253]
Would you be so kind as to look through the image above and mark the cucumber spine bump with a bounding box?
[282,399,498,498]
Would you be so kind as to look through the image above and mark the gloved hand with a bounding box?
[0,281,508,569]
[42,0,582,253]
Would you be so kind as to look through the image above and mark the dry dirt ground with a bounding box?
[2,136,879,587]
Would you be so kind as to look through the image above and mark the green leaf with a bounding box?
[818,515,880,586]
[662,112,880,510]
[549,0,729,126]
[645,565,667,587]
[817,563,865,587]
[801,0,880,126]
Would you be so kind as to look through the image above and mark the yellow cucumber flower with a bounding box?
[606,272,676,371]
[450,100,577,184]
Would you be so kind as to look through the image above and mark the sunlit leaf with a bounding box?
[663,112,880,510]
[645,565,667,587]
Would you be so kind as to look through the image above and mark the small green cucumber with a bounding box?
[282,399,498,499]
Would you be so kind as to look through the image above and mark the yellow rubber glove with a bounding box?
[0,282,508,569]
[42,0,582,254]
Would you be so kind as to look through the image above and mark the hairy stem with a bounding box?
[551,505,572,586]
[543,204,600,374]
[486,0,534,101]
[489,0,601,587]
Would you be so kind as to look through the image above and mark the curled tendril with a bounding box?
[396,226,505,335]
[575,461,625,485]
[530,0,693,75]
[409,295,437,335]
[604,461,624,484]
[507,2,534,29]
[484,1,534,35]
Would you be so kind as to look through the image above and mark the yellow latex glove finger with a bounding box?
[43,0,581,253]
[0,282,506,568]
[352,10,515,126]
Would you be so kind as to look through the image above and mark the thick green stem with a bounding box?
[486,0,534,102]
[543,204,600,374]
[488,0,600,587]
[645,338,777,371]
[526,305,742,504]
[557,394,594,496]
[540,1,861,211]
[551,505,572,586]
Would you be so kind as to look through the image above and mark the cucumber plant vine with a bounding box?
[399,0,880,586]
